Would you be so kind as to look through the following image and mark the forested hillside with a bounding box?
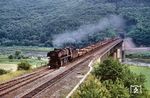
[0,0,150,47]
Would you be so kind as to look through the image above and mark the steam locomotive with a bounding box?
[47,48,78,68]
[47,38,118,68]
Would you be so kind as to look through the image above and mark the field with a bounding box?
[0,46,52,71]
[129,66,150,91]
[0,46,52,83]
[0,46,53,56]
[0,70,32,84]
[0,57,47,71]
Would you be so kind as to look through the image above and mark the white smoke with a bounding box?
[52,15,124,47]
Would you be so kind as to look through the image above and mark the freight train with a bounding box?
[47,38,118,68]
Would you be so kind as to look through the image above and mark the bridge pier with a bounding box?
[96,57,101,63]
[111,48,122,62]
[117,48,122,62]
[95,40,123,64]
[113,50,117,60]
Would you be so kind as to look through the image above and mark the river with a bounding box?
[123,59,150,67]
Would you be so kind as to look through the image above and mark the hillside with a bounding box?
[0,0,150,47]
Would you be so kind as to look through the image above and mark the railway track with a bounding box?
[0,39,122,98]
[0,68,55,97]
[0,68,47,89]
[21,57,92,98]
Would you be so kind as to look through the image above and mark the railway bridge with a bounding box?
[67,38,124,97]
[0,38,124,98]
[94,38,123,63]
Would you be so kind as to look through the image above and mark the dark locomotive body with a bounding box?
[47,38,118,68]
[47,48,78,68]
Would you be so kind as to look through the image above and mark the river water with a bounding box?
[123,59,150,67]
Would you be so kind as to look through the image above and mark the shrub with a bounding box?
[15,50,21,57]
[37,57,41,60]
[92,58,149,97]
[14,50,22,59]
[102,79,130,98]
[72,75,110,98]
[72,59,150,98]
[92,58,125,81]
[0,69,8,75]
[8,55,13,59]
[17,61,32,70]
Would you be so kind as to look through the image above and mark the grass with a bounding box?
[0,55,20,64]
[129,65,150,92]
[0,57,48,70]
[125,51,150,60]
[0,46,49,83]
[0,58,47,83]
[0,46,53,52]
[0,54,48,71]
[0,70,32,84]
[131,58,150,63]
[0,64,17,72]
[0,46,53,57]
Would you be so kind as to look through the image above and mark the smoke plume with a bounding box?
[52,15,124,47]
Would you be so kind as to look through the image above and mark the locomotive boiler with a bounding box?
[47,48,78,68]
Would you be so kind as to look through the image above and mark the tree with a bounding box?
[92,58,149,97]
[93,58,124,81]
[72,75,110,98]
[14,50,22,59]
[8,55,13,59]
[0,69,8,75]
[37,57,41,60]
[17,61,32,70]
[102,79,130,98]
[15,51,21,57]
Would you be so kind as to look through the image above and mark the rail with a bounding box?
[66,39,123,97]
[66,58,94,98]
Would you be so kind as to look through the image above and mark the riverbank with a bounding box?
[124,59,150,67]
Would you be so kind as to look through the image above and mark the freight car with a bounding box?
[47,38,118,68]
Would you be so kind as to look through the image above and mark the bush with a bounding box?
[92,58,149,97]
[37,57,41,60]
[17,61,32,70]
[72,75,110,98]
[0,69,8,75]
[8,55,14,59]
[102,79,130,98]
[72,58,150,97]
[92,58,125,81]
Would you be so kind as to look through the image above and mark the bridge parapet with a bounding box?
[94,39,123,63]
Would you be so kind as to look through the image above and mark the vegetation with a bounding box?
[8,55,13,59]
[126,52,150,63]
[120,7,150,46]
[0,69,8,75]
[0,70,32,84]
[17,61,31,70]
[0,46,51,53]
[129,66,150,91]
[0,46,48,83]
[126,52,150,59]
[0,0,150,47]
[72,75,110,98]
[0,55,47,69]
[8,50,26,60]
[0,46,48,71]
[72,59,150,98]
